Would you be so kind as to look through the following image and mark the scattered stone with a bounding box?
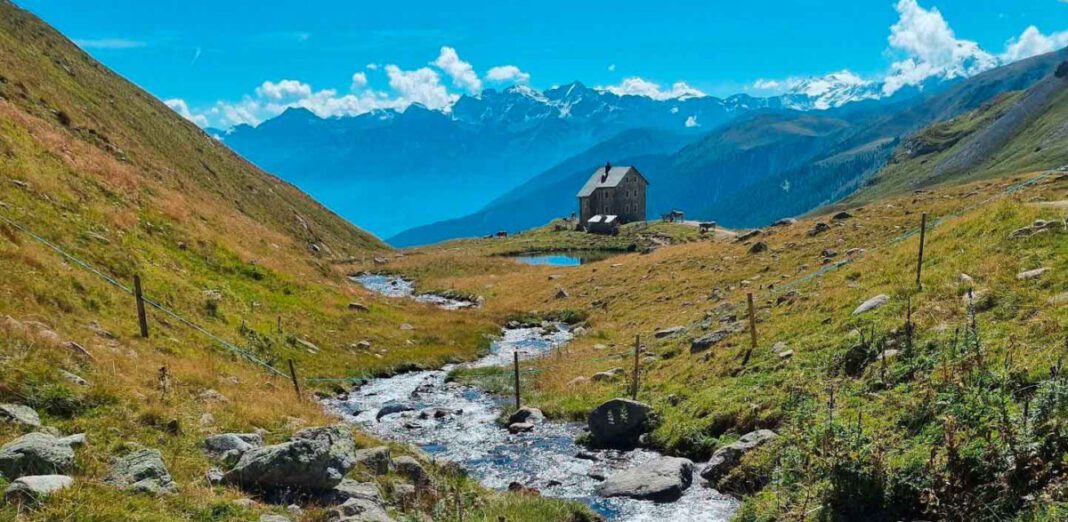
[735,229,761,242]
[197,389,228,402]
[654,326,685,339]
[771,218,796,227]
[399,323,414,331]
[206,467,224,484]
[699,430,778,484]
[748,241,768,254]
[376,403,414,421]
[352,446,391,475]
[204,433,263,464]
[1017,267,1048,281]
[775,290,800,306]
[845,248,866,257]
[508,422,535,434]
[200,413,216,427]
[0,403,41,428]
[554,288,570,299]
[596,456,694,502]
[771,342,789,354]
[0,432,78,478]
[821,248,838,258]
[508,481,540,495]
[392,456,430,487]
[63,341,94,361]
[326,497,395,522]
[58,370,88,386]
[852,294,889,315]
[103,448,178,494]
[807,222,831,236]
[260,515,293,522]
[348,303,370,312]
[959,273,975,285]
[1048,292,1068,306]
[587,398,653,449]
[690,322,744,354]
[567,376,589,386]
[330,478,384,504]
[3,475,73,503]
[508,407,544,425]
[778,350,794,360]
[224,425,357,492]
[832,211,853,221]
[296,339,320,353]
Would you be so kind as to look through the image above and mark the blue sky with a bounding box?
[18,0,1068,128]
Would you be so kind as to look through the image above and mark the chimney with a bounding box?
[601,161,611,183]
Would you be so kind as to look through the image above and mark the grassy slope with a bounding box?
[0,2,592,520]
[383,167,1068,520]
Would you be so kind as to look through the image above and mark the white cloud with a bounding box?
[684,115,699,128]
[164,98,208,127]
[74,38,146,50]
[485,65,531,84]
[608,64,616,72]
[351,71,368,90]
[432,46,482,93]
[598,77,705,100]
[752,79,782,90]
[366,63,379,70]
[881,0,997,95]
[1001,25,1068,62]
[255,79,313,100]
[385,65,458,109]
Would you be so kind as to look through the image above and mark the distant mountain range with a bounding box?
[216,49,1068,246]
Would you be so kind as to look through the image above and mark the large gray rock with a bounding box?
[596,457,694,502]
[376,403,413,421]
[587,399,653,449]
[103,448,178,494]
[352,446,391,475]
[391,456,430,487]
[690,322,744,354]
[0,432,78,478]
[852,294,889,315]
[329,478,383,504]
[224,425,357,492]
[699,429,778,484]
[3,474,74,503]
[326,497,395,522]
[204,433,263,464]
[0,403,41,428]
[507,407,544,425]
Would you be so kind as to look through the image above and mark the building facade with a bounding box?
[577,164,648,228]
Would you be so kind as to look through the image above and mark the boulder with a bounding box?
[587,399,654,449]
[690,322,744,354]
[3,474,73,503]
[376,403,414,421]
[596,456,694,502]
[353,446,392,475]
[58,370,88,386]
[204,433,263,464]
[392,456,431,487]
[0,432,78,478]
[508,422,534,434]
[1017,267,1049,281]
[852,294,889,315]
[224,425,357,492]
[699,429,778,484]
[832,211,853,221]
[654,326,685,339]
[348,302,370,312]
[326,497,395,522]
[103,448,178,494]
[807,223,830,236]
[507,407,544,425]
[330,478,383,504]
[0,403,41,428]
[771,218,796,227]
[735,229,761,242]
[748,241,768,254]
[554,288,570,299]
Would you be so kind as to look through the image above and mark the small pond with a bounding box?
[510,250,623,267]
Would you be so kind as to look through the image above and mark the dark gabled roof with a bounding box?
[577,166,647,198]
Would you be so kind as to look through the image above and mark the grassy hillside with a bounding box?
[378,166,1068,520]
[0,2,594,520]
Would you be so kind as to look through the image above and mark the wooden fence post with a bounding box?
[741,292,757,367]
[288,359,302,402]
[916,213,928,291]
[631,334,641,400]
[134,275,148,338]
[513,351,521,410]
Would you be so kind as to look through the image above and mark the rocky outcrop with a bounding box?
[654,326,685,339]
[103,448,178,494]
[224,425,357,492]
[596,456,694,502]
[0,432,80,478]
[587,399,653,449]
[690,322,744,354]
[852,294,889,315]
[326,497,395,522]
[391,456,430,487]
[0,403,41,428]
[3,474,73,503]
[699,429,778,484]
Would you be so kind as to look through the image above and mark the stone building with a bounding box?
[577,163,648,229]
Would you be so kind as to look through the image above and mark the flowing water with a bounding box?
[350,274,476,310]
[325,324,738,521]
